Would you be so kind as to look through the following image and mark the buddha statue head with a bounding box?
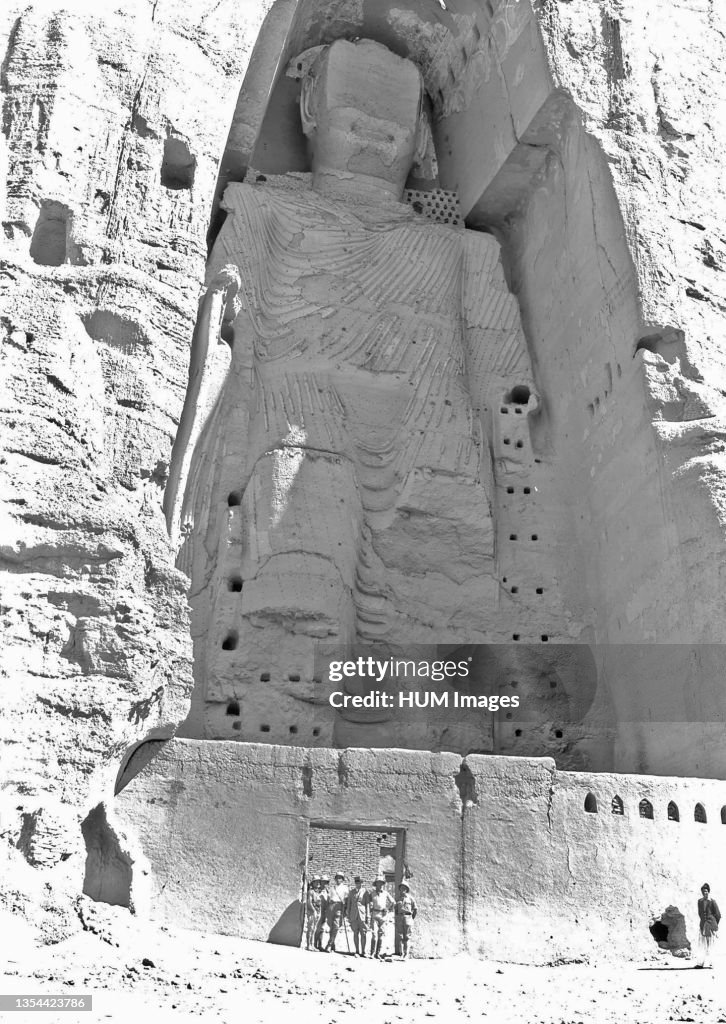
[300,38,427,202]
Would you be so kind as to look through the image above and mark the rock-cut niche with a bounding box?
[163,0,612,768]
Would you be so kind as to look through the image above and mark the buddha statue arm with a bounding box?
[163,265,241,548]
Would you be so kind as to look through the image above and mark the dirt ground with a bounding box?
[2,909,726,1024]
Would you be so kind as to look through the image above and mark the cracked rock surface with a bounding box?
[0,0,273,911]
[2,0,726,946]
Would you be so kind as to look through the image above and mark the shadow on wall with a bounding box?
[267,899,304,946]
[81,804,131,908]
[114,739,168,795]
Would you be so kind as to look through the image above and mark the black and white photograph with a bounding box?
[2,0,726,1020]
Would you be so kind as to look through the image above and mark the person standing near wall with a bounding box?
[394,881,418,960]
[314,875,330,951]
[326,873,350,952]
[305,876,322,951]
[346,875,369,956]
[696,883,720,968]
[369,876,395,959]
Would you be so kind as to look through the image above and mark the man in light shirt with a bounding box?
[394,881,418,959]
[368,876,394,958]
[326,872,350,952]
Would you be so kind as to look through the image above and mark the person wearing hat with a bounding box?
[305,876,323,951]
[314,875,330,950]
[368,876,395,958]
[394,881,418,960]
[345,875,370,956]
[696,882,721,968]
[325,872,350,952]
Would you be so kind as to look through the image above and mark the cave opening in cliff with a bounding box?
[222,631,239,650]
[30,200,72,266]
[508,385,531,405]
[584,792,598,813]
[161,136,196,190]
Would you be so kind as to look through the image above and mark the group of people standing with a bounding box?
[305,877,718,966]
[305,873,418,959]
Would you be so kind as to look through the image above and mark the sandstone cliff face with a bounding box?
[0,0,272,919]
[2,0,726,940]
[534,0,726,774]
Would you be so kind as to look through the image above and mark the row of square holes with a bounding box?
[224,627,550,650]
[219,654,320,690]
[225,702,322,739]
[506,674,562,738]
[501,443,545,639]
[226,678,564,739]
[499,393,532,458]
[506,679,559,700]
[503,577,544,596]
[502,463,546,634]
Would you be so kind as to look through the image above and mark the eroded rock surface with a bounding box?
[2,0,726,944]
[0,0,272,907]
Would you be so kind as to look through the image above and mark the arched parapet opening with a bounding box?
[639,798,653,820]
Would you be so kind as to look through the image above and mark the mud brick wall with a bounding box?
[108,741,726,963]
